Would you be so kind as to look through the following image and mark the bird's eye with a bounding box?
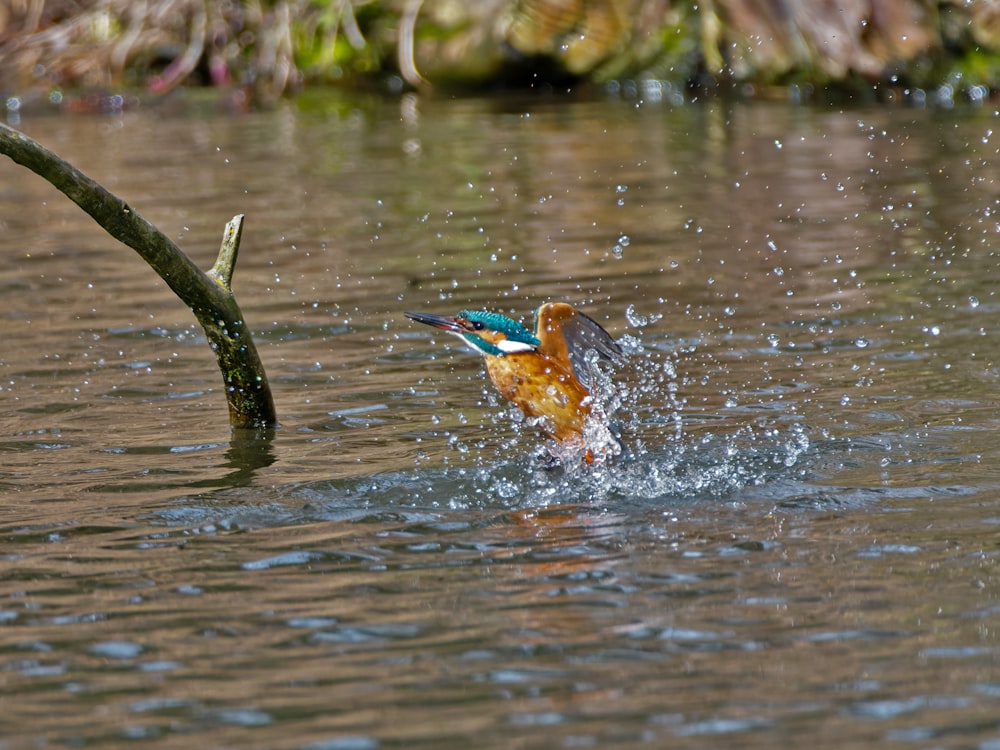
[470,321,485,330]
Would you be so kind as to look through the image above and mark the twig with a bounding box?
[398,0,427,88]
[209,214,244,290]
[147,0,207,94]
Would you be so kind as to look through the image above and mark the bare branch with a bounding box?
[0,123,277,430]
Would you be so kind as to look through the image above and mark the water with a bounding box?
[2,92,1000,748]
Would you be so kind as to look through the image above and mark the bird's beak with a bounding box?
[405,311,466,334]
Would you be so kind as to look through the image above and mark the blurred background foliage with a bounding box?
[1,0,1000,107]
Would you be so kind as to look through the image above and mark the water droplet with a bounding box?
[969,296,980,309]
[626,304,649,327]
[495,479,518,499]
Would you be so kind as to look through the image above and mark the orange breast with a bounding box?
[484,352,591,442]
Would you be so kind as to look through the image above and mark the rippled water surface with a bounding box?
[3,92,1000,748]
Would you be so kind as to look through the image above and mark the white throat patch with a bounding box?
[496,339,537,354]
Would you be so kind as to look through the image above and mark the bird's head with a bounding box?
[405,309,540,357]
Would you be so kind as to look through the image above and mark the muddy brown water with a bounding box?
[1,91,1000,748]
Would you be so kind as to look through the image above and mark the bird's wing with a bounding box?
[534,303,624,391]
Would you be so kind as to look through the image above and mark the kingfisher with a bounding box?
[405,303,624,457]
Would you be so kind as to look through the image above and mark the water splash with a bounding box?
[287,419,813,513]
[339,334,814,510]
[399,331,815,508]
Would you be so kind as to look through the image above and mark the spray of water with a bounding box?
[402,325,815,509]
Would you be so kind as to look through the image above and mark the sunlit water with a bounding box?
[2,92,1000,748]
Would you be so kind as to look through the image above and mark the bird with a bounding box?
[405,302,624,457]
